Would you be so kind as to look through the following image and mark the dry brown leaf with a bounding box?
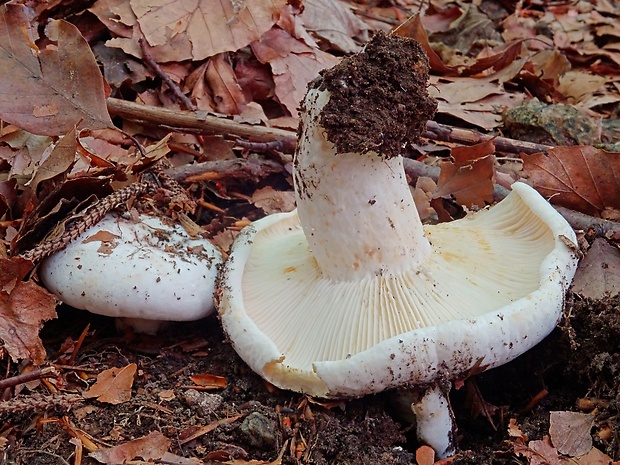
[0,258,58,365]
[0,131,54,180]
[89,430,171,464]
[28,128,77,191]
[206,53,251,114]
[527,435,571,465]
[522,146,620,216]
[84,363,137,404]
[573,447,617,465]
[507,418,528,441]
[300,0,368,53]
[179,414,244,445]
[131,0,287,61]
[434,139,496,207]
[251,27,339,115]
[251,186,296,215]
[557,71,607,104]
[393,14,458,76]
[464,378,500,430]
[0,5,113,136]
[549,411,594,457]
[571,238,620,299]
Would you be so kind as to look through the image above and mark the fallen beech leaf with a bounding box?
[251,186,296,215]
[85,363,137,404]
[571,238,620,299]
[507,418,528,441]
[179,414,244,445]
[522,146,620,216]
[528,435,570,465]
[549,410,594,457]
[251,27,339,115]
[393,14,458,76]
[89,431,171,464]
[131,0,287,61]
[464,378,499,429]
[0,258,58,364]
[573,447,617,465]
[300,0,368,53]
[28,129,77,191]
[0,5,113,135]
[434,139,496,207]
[190,373,227,389]
[206,53,251,114]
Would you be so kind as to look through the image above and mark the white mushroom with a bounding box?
[218,33,579,457]
[40,212,222,334]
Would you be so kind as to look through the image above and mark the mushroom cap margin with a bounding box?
[218,182,579,398]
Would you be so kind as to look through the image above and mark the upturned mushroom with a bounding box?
[218,33,579,457]
[40,212,222,334]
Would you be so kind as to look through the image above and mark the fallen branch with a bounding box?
[106,98,550,155]
[166,155,284,182]
[0,366,58,391]
[107,97,297,152]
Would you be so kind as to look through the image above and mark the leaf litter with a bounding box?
[0,0,618,464]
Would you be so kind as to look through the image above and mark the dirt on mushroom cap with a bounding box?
[315,32,437,158]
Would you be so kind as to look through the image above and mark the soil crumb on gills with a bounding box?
[313,32,437,158]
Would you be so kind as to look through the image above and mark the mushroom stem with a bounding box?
[411,384,457,459]
[294,88,431,282]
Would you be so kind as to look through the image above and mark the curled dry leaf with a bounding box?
[0,258,58,365]
[131,0,288,61]
[434,139,496,207]
[251,27,339,116]
[300,0,369,53]
[571,238,620,299]
[522,146,620,216]
[84,363,137,404]
[0,4,113,135]
[89,430,171,464]
[549,410,594,457]
[251,186,296,215]
[28,128,77,192]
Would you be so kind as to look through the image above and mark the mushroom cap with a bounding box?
[218,182,579,397]
[40,212,222,325]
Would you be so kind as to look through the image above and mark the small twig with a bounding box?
[139,39,197,111]
[0,366,58,390]
[423,121,551,155]
[107,97,295,146]
[166,156,284,182]
[67,324,90,367]
[53,364,100,373]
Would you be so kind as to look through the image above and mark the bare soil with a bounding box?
[4,292,619,464]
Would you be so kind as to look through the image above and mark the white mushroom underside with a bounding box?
[220,183,577,396]
[241,188,555,370]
